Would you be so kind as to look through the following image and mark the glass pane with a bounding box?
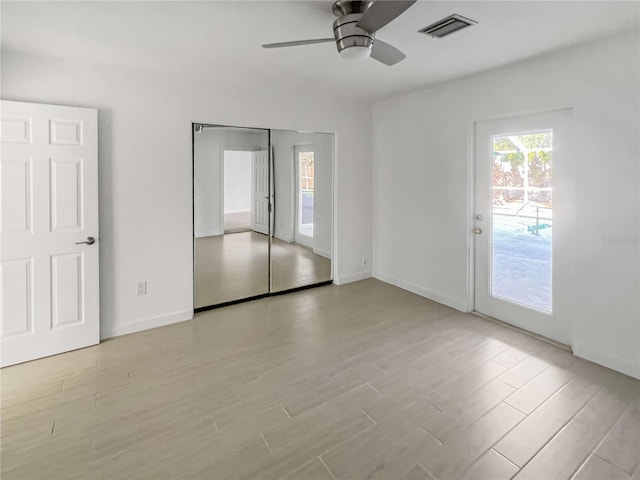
[299,152,314,229]
[491,131,553,313]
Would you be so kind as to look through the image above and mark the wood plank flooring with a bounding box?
[195,232,331,308]
[1,279,638,480]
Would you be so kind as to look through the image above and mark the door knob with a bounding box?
[473,228,482,234]
[75,236,96,245]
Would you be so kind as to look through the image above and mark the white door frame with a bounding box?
[468,108,574,345]
[218,147,225,235]
[191,123,337,304]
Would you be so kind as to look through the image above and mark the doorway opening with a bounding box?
[223,150,252,234]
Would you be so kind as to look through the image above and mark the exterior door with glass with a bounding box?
[474,109,572,343]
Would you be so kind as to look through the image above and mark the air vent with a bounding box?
[419,14,477,38]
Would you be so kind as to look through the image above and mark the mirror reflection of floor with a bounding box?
[271,236,331,293]
[195,231,331,308]
[224,211,251,234]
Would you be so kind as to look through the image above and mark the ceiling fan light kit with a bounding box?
[261,0,416,66]
[339,44,372,60]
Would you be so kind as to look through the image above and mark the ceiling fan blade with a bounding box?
[262,38,335,49]
[371,39,406,66]
[357,1,417,33]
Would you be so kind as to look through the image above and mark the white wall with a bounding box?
[1,50,373,338]
[193,131,223,237]
[223,151,252,214]
[271,130,333,258]
[373,32,640,378]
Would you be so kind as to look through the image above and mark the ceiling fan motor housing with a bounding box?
[333,13,374,56]
[331,0,375,58]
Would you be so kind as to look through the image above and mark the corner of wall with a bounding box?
[373,270,468,312]
[334,270,372,285]
[572,341,640,380]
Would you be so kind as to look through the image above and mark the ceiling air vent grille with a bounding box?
[419,14,477,38]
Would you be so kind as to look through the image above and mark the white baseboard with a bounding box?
[373,270,468,312]
[102,309,193,339]
[274,232,293,243]
[314,248,331,259]
[572,341,640,379]
[195,230,222,238]
[335,270,372,285]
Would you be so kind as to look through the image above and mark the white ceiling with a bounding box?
[2,1,638,101]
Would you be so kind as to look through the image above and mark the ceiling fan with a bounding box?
[262,0,417,66]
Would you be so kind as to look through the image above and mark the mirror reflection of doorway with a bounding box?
[223,151,252,234]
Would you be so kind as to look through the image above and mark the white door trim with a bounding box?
[219,147,225,235]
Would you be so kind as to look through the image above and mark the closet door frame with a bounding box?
[191,123,335,312]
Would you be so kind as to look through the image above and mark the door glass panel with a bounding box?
[298,151,315,235]
[491,130,553,313]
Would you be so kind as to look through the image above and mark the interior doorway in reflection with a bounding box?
[223,151,252,234]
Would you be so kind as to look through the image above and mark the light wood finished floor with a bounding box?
[270,238,331,293]
[225,212,251,234]
[2,279,639,480]
[195,232,331,307]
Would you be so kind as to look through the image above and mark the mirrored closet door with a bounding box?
[270,129,333,293]
[193,125,270,308]
[193,124,333,309]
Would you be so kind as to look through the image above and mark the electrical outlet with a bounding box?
[137,281,147,296]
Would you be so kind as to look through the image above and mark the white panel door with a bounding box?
[1,100,99,367]
[251,150,269,235]
[474,109,572,344]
